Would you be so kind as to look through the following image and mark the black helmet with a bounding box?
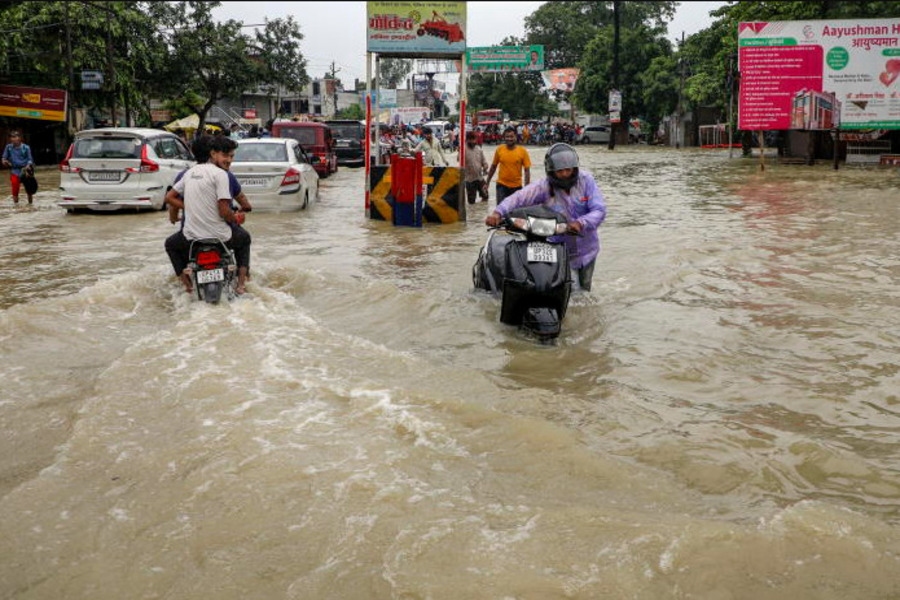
[544,143,579,191]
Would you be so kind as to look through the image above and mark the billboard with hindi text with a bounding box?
[739,18,900,130]
[466,46,544,72]
[367,1,466,56]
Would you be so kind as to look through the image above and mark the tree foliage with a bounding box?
[468,71,560,120]
[524,1,676,69]
[254,16,309,99]
[0,0,309,131]
[0,1,167,124]
[576,24,673,124]
[378,58,413,89]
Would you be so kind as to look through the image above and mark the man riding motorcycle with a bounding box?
[164,136,252,294]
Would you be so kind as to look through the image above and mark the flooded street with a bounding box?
[2,145,900,599]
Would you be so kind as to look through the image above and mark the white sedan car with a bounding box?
[230,138,319,211]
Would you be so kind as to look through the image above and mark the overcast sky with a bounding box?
[212,1,728,87]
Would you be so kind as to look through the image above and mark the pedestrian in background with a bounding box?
[485,126,531,203]
[2,130,35,205]
[460,131,489,204]
[414,127,448,166]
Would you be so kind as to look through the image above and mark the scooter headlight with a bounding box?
[528,217,558,237]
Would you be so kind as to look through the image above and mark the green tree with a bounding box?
[151,1,261,131]
[576,24,673,125]
[639,55,679,136]
[254,16,309,114]
[524,1,676,69]
[336,103,364,120]
[378,58,413,89]
[0,1,167,126]
[468,71,560,120]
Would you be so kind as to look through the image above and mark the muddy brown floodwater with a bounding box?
[1,146,900,599]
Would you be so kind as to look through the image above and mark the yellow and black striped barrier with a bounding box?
[368,165,464,224]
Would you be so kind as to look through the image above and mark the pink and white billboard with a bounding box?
[739,19,900,130]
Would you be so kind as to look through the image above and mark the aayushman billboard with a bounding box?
[738,18,900,130]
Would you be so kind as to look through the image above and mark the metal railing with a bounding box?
[209,106,248,132]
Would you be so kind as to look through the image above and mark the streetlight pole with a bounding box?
[608,0,619,151]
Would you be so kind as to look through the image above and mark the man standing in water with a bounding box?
[485,126,531,204]
[486,143,605,291]
[460,131,489,204]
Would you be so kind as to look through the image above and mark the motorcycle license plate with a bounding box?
[196,268,224,284]
[527,242,557,263]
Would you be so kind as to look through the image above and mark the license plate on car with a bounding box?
[196,268,224,284]
[88,171,121,182]
[238,177,267,187]
[336,141,350,147]
[526,242,557,263]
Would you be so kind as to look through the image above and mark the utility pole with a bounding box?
[608,0,619,150]
[105,9,116,126]
[65,2,75,134]
[329,61,340,117]
[676,31,685,149]
[728,53,735,159]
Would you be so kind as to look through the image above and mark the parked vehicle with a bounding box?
[270,121,338,178]
[424,120,453,148]
[324,119,365,166]
[230,139,318,211]
[58,128,194,212]
[473,205,573,342]
[473,109,504,144]
[577,125,611,144]
[185,238,237,304]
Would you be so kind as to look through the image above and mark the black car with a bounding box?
[325,120,365,166]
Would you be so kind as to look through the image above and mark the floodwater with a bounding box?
[1,146,900,599]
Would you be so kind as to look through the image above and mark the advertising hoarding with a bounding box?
[541,68,580,93]
[390,106,432,125]
[367,2,466,56]
[738,18,900,130]
[466,45,544,73]
[0,85,67,121]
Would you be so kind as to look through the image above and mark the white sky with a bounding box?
[213,1,728,87]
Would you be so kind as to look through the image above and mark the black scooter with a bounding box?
[185,238,237,304]
[473,206,572,341]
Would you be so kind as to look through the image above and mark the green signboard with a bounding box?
[466,45,544,73]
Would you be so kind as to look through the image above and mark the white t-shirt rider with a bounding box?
[173,163,233,242]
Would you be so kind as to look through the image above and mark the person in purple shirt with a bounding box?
[485,143,607,291]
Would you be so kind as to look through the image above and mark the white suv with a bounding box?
[58,128,195,212]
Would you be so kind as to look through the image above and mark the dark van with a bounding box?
[325,120,365,166]
[270,121,338,177]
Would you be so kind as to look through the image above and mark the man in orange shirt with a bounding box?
[485,127,531,203]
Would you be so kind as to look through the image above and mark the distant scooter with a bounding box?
[473,205,573,341]
[184,238,237,304]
